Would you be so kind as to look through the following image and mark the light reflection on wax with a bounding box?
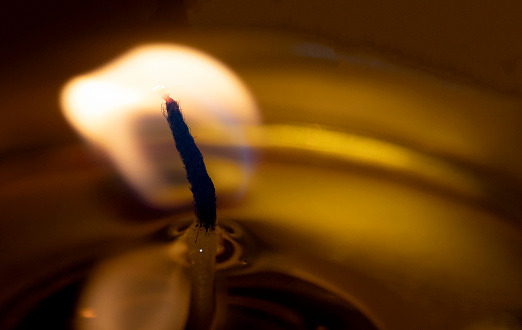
[60,44,259,207]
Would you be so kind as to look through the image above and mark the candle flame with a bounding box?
[61,44,259,207]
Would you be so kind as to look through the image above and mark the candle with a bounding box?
[1,30,522,330]
[61,45,257,330]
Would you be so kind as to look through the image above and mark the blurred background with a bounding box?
[1,0,521,155]
[1,0,522,329]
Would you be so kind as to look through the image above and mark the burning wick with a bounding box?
[155,85,218,329]
[155,85,217,231]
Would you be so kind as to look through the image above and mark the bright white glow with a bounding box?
[61,44,259,207]
[65,81,143,134]
[199,249,203,253]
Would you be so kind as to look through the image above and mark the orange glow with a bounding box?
[79,308,97,319]
[60,44,259,207]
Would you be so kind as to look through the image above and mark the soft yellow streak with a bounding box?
[252,124,484,197]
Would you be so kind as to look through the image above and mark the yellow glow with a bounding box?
[61,44,258,207]
[245,124,484,198]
